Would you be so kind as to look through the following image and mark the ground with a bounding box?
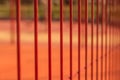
[0,20,119,80]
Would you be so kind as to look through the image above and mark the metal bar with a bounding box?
[91,0,94,80]
[10,0,15,44]
[111,0,114,79]
[117,28,118,79]
[108,1,112,80]
[69,0,73,79]
[16,0,21,80]
[60,0,63,79]
[33,0,39,79]
[115,28,117,80]
[105,0,108,79]
[85,0,88,80]
[101,0,104,80]
[96,0,99,80]
[48,0,52,80]
[119,28,120,45]
[78,0,81,79]
[112,25,115,80]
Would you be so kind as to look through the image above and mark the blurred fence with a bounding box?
[0,0,120,80]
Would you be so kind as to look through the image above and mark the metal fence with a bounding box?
[1,0,120,80]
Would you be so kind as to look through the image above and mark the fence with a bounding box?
[0,0,120,80]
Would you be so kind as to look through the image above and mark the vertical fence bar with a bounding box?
[96,0,99,80]
[10,0,15,44]
[112,22,114,80]
[78,0,81,79]
[85,0,88,80]
[91,0,94,80]
[119,29,120,80]
[101,0,104,80]
[116,28,118,80]
[16,0,21,80]
[108,1,111,80]
[111,0,114,79]
[33,0,38,79]
[60,0,63,79]
[105,0,108,79]
[69,0,73,79]
[114,27,115,80]
[48,0,52,80]
[116,28,117,80]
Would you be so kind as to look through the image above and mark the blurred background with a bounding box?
[0,0,119,25]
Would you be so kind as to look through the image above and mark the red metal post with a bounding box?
[111,0,114,80]
[96,0,99,80]
[115,28,117,80]
[108,1,112,80]
[111,21,114,80]
[60,0,63,79]
[101,0,104,80]
[69,0,73,79]
[85,0,88,80]
[33,0,38,80]
[10,0,15,44]
[16,0,21,80]
[91,0,94,80]
[48,0,52,80]
[105,0,108,79]
[78,0,81,80]
[116,29,118,80]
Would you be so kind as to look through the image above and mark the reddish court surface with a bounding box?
[0,20,120,80]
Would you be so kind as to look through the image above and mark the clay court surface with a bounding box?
[0,20,119,80]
